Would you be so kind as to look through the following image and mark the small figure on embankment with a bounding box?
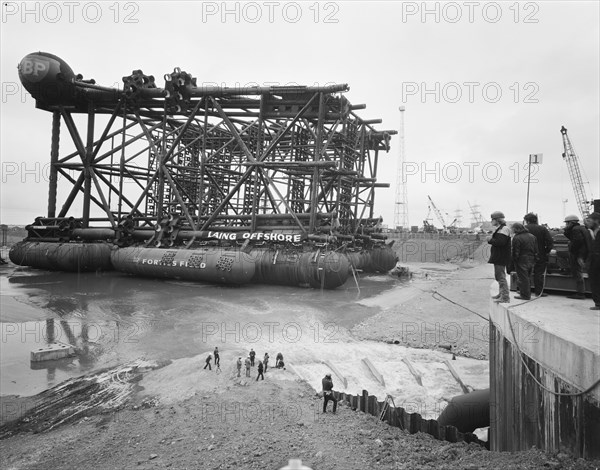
[322,373,337,414]
[264,353,270,372]
[256,360,265,381]
[487,211,511,304]
[511,223,538,301]
[245,356,251,377]
[236,357,242,377]
[204,354,212,371]
[214,347,220,367]
[249,349,256,366]
[276,352,284,369]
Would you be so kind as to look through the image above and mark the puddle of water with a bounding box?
[1,267,407,396]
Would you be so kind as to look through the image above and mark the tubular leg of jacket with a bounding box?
[533,259,547,296]
[494,264,509,300]
[570,255,585,294]
[515,259,534,299]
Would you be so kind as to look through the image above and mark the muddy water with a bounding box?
[0,266,403,397]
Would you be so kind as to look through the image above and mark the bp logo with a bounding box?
[19,56,50,82]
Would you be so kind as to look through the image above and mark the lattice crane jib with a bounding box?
[560,126,590,219]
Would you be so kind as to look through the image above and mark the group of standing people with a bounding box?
[234,349,285,381]
[487,210,600,309]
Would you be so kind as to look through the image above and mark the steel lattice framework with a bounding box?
[26,61,395,246]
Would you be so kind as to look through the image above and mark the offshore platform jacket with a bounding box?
[487,224,511,266]
[564,223,590,260]
[525,223,554,262]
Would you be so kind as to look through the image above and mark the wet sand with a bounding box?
[1,257,490,417]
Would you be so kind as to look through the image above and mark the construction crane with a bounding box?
[561,126,590,219]
[427,195,448,230]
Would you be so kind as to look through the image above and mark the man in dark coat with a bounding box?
[213,347,220,367]
[256,360,264,381]
[487,211,512,303]
[586,212,600,310]
[322,373,337,413]
[249,349,256,367]
[511,223,539,300]
[523,213,554,297]
[203,354,212,370]
[563,215,589,299]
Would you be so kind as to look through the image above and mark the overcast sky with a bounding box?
[1,1,598,228]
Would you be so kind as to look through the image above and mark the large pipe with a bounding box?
[47,111,60,218]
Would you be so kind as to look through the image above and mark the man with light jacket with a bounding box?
[487,211,512,303]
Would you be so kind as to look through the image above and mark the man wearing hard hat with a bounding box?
[487,211,512,303]
[563,215,590,300]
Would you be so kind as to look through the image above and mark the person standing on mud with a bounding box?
[245,356,251,377]
[249,349,256,367]
[276,352,284,369]
[236,357,242,377]
[322,373,337,413]
[523,213,553,297]
[263,353,269,372]
[204,354,212,371]
[487,211,512,303]
[511,223,539,301]
[256,360,264,381]
[214,347,220,368]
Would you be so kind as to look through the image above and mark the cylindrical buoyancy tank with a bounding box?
[111,247,256,285]
[251,249,349,289]
[18,52,78,105]
[369,246,398,272]
[344,246,397,273]
[9,241,113,271]
[437,389,490,434]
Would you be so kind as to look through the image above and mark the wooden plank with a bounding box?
[360,390,368,412]
[323,360,348,389]
[368,396,378,416]
[444,359,470,394]
[362,357,385,386]
[402,358,423,386]
[410,413,421,433]
[445,425,458,442]
[429,419,440,439]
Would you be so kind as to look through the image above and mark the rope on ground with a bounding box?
[430,290,488,321]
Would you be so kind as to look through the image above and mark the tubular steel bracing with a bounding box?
[23,54,396,249]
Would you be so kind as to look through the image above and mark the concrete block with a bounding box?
[31,342,75,362]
